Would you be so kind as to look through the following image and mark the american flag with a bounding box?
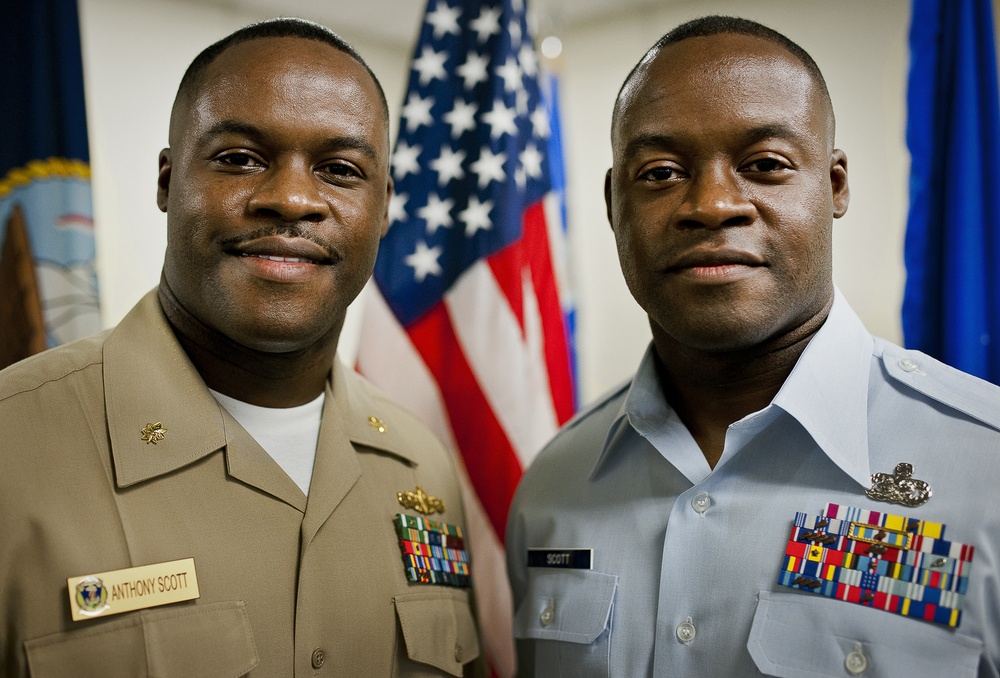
[356,0,575,672]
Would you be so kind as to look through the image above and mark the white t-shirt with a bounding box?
[211,389,324,495]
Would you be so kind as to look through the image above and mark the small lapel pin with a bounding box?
[368,416,387,434]
[397,485,446,515]
[140,422,168,444]
[866,462,931,507]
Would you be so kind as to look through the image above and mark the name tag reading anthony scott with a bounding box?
[527,548,593,569]
[67,557,200,621]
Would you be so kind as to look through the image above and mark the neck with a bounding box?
[158,279,336,408]
[652,299,832,468]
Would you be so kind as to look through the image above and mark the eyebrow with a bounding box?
[621,124,805,159]
[201,119,380,163]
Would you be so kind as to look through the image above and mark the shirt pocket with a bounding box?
[24,600,258,678]
[512,568,617,678]
[748,591,983,678]
[393,589,481,676]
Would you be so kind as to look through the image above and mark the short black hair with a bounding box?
[614,16,832,135]
[172,17,389,126]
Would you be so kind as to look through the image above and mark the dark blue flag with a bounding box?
[903,0,1000,383]
[0,0,99,369]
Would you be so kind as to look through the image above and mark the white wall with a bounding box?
[78,0,911,406]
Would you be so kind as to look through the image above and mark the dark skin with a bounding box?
[606,34,850,467]
[156,37,392,407]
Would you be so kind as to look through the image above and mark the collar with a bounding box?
[331,358,423,466]
[592,290,873,488]
[105,290,228,488]
[105,291,420,497]
[771,289,873,488]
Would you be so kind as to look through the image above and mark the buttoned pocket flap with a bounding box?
[394,589,481,677]
[25,601,258,678]
[512,569,617,644]
[748,591,982,678]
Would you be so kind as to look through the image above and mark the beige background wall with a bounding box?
[78,0,912,405]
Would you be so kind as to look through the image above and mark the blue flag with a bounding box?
[0,0,99,369]
[542,70,578,407]
[903,0,1000,383]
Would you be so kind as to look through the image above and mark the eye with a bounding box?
[638,164,685,183]
[740,156,790,173]
[317,161,363,181]
[215,152,264,168]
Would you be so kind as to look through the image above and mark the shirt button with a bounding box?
[691,493,712,514]
[539,606,555,626]
[454,641,464,663]
[311,648,326,669]
[845,646,868,675]
[898,358,919,373]
[675,619,696,644]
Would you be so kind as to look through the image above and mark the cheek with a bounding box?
[166,178,233,244]
[767,221,833,298]
[612,224,651,303]
[757,188,832,258]
[333,192,386,247]
[179,169,249,213]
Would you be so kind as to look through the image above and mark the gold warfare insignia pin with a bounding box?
[398,485,446,515]
[140,422,168,444]
[67,558,200,622]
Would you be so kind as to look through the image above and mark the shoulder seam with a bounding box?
[561,378,630,432]
[876,341,1000,431]
[0,359,103,404]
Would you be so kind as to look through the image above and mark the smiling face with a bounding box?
[606,33,849,353]
[158,36,391,353]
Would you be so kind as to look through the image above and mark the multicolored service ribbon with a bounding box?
[777,503,974,628]
[394,513,471,588]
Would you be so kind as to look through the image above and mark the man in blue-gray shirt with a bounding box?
[508,16,1000,677]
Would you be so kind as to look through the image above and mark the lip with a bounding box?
[666,248,765,281]
[225,235,338,283]
[227,235,336,265]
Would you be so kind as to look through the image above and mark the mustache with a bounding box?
[218,223,340,263]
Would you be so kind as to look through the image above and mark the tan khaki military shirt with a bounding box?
[0,291,482,677]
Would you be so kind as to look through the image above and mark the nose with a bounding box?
[247,160,329,222]
[674,165,756,229]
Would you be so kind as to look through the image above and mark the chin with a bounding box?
[224,319,333,355]
[655,312,777,354]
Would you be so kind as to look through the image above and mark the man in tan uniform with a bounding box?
[0,19,482,677]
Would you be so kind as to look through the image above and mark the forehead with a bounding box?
[615,33,828,150]
[178,36,385,141]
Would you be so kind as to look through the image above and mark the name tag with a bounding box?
[67,558,200,622]
[527,548,593,569]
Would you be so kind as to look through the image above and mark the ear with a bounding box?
[830,149,850,219]
[604,168,614,229]
[156,148,172,213]
[381,176,394,238]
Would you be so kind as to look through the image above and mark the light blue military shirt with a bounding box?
[507,292,1000,677]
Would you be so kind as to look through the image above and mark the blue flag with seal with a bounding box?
[902,0,1000,384]
[0,0,100,370]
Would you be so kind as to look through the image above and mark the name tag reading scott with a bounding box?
[67,557,200,622]
[527,548,593,569]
